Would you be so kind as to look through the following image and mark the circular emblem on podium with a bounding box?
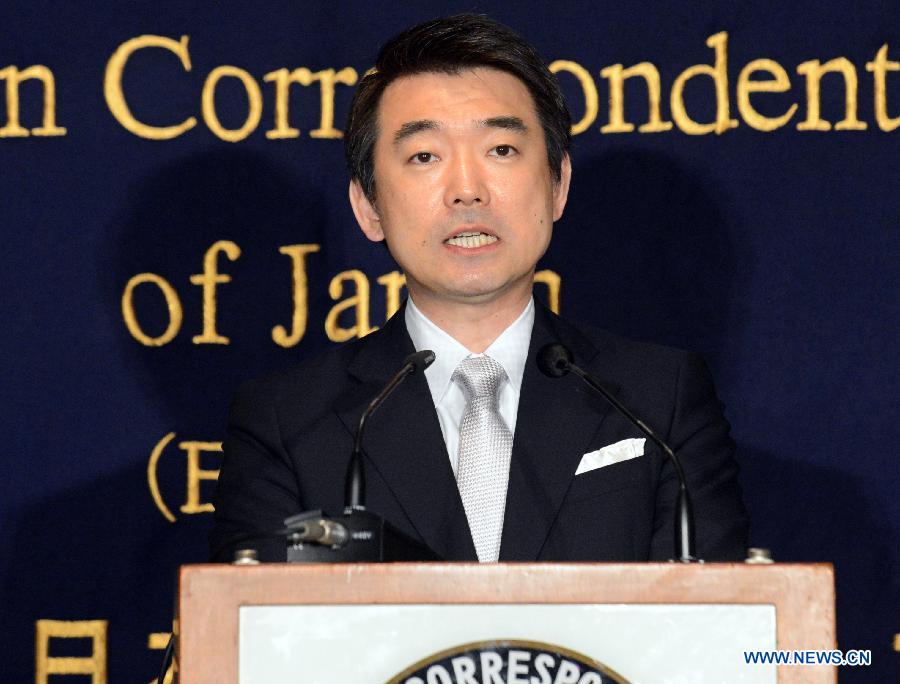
[386,639,631,684]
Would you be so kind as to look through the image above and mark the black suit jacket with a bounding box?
[211,302,748,562]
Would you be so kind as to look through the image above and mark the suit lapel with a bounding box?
[499,303,619,560]
[336,308,476,561]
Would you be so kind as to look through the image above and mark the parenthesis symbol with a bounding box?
[148,432,177,522]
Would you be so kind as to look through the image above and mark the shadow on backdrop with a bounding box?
[546,147,744,375]
[102,148,338,433]
[0,149,338,680]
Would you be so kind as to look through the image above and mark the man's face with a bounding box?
[349,68,570,309]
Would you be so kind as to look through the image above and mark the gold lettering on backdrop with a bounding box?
[148,432,177,522]
[123,249,558,346]
[0,65,66,137]
[325,269,376,342]
[376,271,407,320]
[190,240,241,344]
[797,56,867,131]
[264,67,358,139]
[179,441,222,514]
[549,60,598,135]
[147,632,171,649]
[309,68,358,138]
[7,37,900,143]
[147,434,222,520]
[147,632,176,684]
[35,620,108,684]
[272,243,321,348]
[670,31,739,135]
[866,44,900,132]
[600,62,673,133]
[104,35,197,140]
[201,66,263,142]
[534,270,561,313]
[121,273,184,346]
[264,69,301,139]
[736,59,798,131]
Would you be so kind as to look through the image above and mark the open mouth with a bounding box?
[444,231,499,248]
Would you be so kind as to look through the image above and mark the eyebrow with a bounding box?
[392,116,529,144]
[393,120,439,144]
[481,116,528,133]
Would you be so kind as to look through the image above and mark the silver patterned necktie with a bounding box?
[452,355,513,562]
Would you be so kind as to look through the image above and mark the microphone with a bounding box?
[344,349,436,510]
[537,343,698,563]
[218,349,440,564]
[184,351,435,684]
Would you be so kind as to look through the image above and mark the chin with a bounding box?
[451,283,518,302]
[444,276,501,296]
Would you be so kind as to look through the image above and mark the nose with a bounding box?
[443,153,489,208]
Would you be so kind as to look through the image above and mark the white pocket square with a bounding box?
[576,438,646,475]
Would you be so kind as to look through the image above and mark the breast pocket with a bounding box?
[565,455,648,503]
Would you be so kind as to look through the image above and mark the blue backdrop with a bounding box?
[2,1,897,681]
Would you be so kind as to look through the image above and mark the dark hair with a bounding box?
[344,14,572,201]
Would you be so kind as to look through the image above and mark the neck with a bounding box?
[409,286,532,353]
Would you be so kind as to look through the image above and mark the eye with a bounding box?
[409,152,438,164]
[490,144,518,158]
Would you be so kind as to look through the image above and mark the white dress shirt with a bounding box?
[405,297,534,475]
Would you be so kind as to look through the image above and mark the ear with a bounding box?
[348,180,384,242]
[551,154,572,222]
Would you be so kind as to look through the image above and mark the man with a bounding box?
[210,15,748,563]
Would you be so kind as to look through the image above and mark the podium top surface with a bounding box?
[178,563,836,683]
[180,561,834,604]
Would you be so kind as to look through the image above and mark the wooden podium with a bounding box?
[177,562,835,683]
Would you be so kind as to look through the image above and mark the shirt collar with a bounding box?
[405,296,535,405]
[484,298,533,395]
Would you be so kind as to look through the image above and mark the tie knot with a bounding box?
[453,355,506,401]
